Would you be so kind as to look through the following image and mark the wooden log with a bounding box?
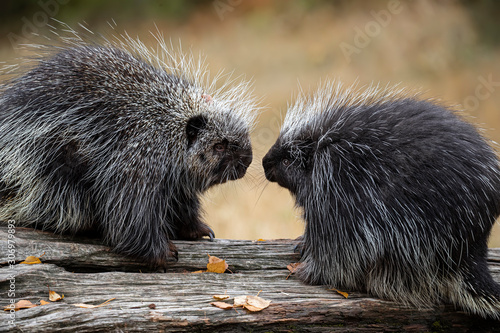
[1,226,499,332]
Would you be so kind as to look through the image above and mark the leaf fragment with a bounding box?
[233,295,247,307]
[20,256,42,265]
[210,301,234,310]
[39,300,50,305]
[49,290,64,302]
[206,254,228,273]
[243,295,271,312]
[3,300,37,311]
[286,262,302,279]
[213,294,230,301]
[329,288,349,299]
[232,295,271,312]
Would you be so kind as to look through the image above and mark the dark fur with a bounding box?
[263,89,500,319]
[0,45,254,266]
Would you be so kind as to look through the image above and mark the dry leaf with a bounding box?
[72,298,115,308]
[232,295,271,312]
[20,256,42,265]
[287,262,301,272]
[233,295,247,307]
[286,262,302,280]
[49,290,64,302]
[244,295,271,312]
[39,300,50,306]
[206,254,228,274]
[3,300,37,311]
[213,294,230,301]
[256,239,266,242]
[191,270,205,273]
[330,288,349,299]
[210,301,233,310]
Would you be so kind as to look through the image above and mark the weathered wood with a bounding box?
[1,226,500,332]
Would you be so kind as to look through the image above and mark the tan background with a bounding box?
[1,0,499,246]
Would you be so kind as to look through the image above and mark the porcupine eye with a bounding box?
[282,158,291,167]
[214,143,225,153]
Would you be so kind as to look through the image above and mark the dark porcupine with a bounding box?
[0,30,256,267]
[263,81,500,319]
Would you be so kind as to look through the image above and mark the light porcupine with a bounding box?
[263,81,500,319]
[0,29,256,266]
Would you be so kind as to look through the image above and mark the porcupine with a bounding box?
[0,30,256,267]
[263,81,500,319]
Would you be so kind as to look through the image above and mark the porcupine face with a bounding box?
[185,110,253,189]
[262,136,313,196]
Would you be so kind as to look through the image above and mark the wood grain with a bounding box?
[1,226,499,332]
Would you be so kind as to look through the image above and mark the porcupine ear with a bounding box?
[186,115,207,147]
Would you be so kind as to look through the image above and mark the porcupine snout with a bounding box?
[262,152,275,182]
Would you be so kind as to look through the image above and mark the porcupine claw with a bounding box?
[207,226,215,241]
[293,235,305,257]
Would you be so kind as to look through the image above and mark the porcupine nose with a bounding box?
[262,152,276,182]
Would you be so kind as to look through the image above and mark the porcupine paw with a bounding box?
[149,242,179,270]
[167,241,179,262]
[177,222,215,241]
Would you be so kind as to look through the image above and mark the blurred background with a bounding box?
[1,0,499,246]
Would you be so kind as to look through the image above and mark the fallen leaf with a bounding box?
[329,288,349,299]
[210,301,233,310]
[287,262,301,272]
[256,239,266,242]
[233,295,247,307]
[72,298,115,308]
[244,295,271,312]
[286,262,302,279]
[206,254,228,274]
[49,290,64,302]
[213,294,230,301]
[3,300,37,311]
[20,256,42,265]
[191,270,205,273]
[39,300,50,306]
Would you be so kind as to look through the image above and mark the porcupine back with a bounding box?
[264,81,500,319]
[0,24,257,266]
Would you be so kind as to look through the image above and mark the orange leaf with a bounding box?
[330,288,349,299]
[49,290,64,302]
[3,300,37,311]
[210,301,233,310]
[213,294,230,301]
[206,254,228,274]
[256,239,266,242]
[39,300,50,306]
[20,256,42,265]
